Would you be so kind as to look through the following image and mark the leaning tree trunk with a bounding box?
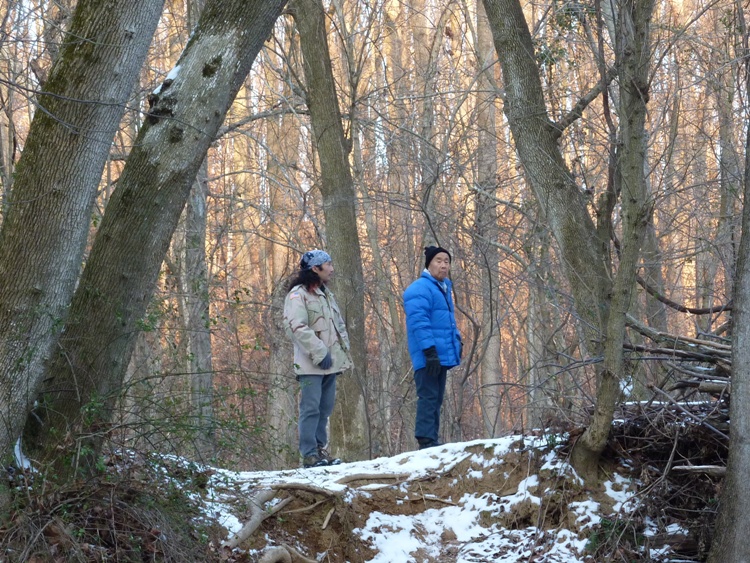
[0,0,164,468]
[291,0,368,462]
[484,0,654,481]
[481,0,611,417]
[482,0,610,347]
[24,0,288,479]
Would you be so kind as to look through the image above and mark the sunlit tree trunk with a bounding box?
[697,34,741,334]
[410,0,442,223]
[0,0,164,470]
[474,0,503,438]
[265,38,301,467]
[384,0,418,452]
[178,160,215,461]
[329,0,401,457]
[291,0,368,461]
[24,0,288,479]
[176,0,215,463]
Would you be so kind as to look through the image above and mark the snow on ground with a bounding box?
[190,436,675,562]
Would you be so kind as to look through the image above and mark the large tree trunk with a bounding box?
[0,0,164,467]
[707,102,750,563]
[291,0,368,461]
[481,0,610,423]
[707,142,750,562]
[24,0,288,479]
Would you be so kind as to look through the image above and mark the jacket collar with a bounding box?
[421,269,450,291]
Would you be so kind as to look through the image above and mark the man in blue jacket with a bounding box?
[403,246,462,450]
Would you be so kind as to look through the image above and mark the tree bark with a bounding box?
[707,104,750,563]
[0,0,164,466]
[290,0,368,461]
[707,7,750,559]
[24,0,288,478]
[182,161,215,461]
[481,0,611,440]
[264,52,302,469]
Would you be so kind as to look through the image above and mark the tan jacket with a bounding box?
[283,284,353,375]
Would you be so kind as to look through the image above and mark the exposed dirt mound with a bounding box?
[215,439,643,562]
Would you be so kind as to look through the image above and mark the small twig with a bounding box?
[671,465,726,477]
[322,506,335,529]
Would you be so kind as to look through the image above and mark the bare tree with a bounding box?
[474,0,503,437]
[482,0,654,480]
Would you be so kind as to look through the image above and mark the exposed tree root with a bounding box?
[222,489,293,550]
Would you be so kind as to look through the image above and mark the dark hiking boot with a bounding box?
[418,439,443,450]
[302,454,329,468]
[318,447,341,465]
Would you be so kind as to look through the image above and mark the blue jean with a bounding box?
[414,365,448,443]
[298,373,338,457]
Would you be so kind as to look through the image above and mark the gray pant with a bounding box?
[298,373,338,458]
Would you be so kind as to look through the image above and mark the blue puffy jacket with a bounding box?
[403,270,462,370]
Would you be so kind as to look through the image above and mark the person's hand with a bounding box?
[318,351,333,370]
[423,346,441,377]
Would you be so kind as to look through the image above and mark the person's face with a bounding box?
[313,261,334,284]
[427,252,451,281]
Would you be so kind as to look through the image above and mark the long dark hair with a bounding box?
[287,268,321,291]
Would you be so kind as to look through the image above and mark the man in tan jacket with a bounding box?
[283,249,353,467]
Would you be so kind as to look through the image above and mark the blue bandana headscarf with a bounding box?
[300,249,332,270]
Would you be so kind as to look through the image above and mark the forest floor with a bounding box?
[1,400,724,562]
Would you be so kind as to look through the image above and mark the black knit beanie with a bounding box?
[424,245,451,268]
